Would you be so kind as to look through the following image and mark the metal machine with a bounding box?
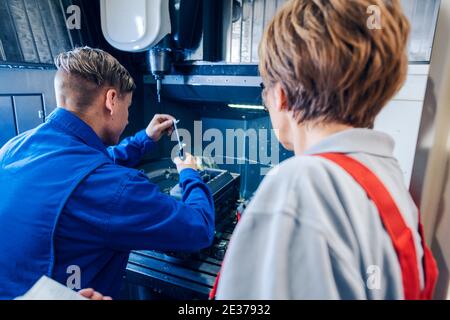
[1,0,449,299]
[123,158,241,299]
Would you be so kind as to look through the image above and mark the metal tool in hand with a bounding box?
[173,119,185,161]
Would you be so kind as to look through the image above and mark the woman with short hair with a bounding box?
[216,0,438,300]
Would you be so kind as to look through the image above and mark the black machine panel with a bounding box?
[123,159,241,300]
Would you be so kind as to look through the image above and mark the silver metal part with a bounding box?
[144,74,262,87]
[156,79,162,103]
[149,47,172,103]
[150,48,171,75]
[173,119,185,160]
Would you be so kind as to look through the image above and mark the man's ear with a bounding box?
[105,88,118,116]
[273,83,288,112]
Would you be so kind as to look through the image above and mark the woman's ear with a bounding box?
[273,83,288,112]
[105,88,118,116]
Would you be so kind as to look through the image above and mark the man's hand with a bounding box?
[79,288,112,300]
[146,114,175,142]
[174,153,198,173]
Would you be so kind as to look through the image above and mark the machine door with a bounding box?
[0,96,16,147]
[13,95,44,133]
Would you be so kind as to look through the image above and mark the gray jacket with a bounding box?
[217,129,424,300]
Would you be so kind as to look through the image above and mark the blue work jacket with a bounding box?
[0,108,214,299]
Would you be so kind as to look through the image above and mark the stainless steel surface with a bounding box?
[144,74,262,87]
[222,0,440,63]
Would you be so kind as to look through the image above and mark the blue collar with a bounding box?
[46,108,109,157]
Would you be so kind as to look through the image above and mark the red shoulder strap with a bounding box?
[209,270,221,300]
[315,153,438,300]
[209,210,242,300]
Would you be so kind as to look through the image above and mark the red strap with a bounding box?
[316,153,438,300]
[418,216,439,299]
[209,211,242,300]
[209,153,438,300]
[209,270,221,300]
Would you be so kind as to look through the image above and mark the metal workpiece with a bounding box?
[172,119,185,161]
[124,159,241,300]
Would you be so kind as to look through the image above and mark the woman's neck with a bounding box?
[291,120,354,156]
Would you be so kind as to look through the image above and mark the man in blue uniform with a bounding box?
[0,47,215,299]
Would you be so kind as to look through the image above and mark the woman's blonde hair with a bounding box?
[259,0,410,128]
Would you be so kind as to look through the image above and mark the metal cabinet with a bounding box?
[0,96,16,147]
[13,95,44,134]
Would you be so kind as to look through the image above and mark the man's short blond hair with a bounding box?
[54,47,136,107]
[259,0,410,128]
